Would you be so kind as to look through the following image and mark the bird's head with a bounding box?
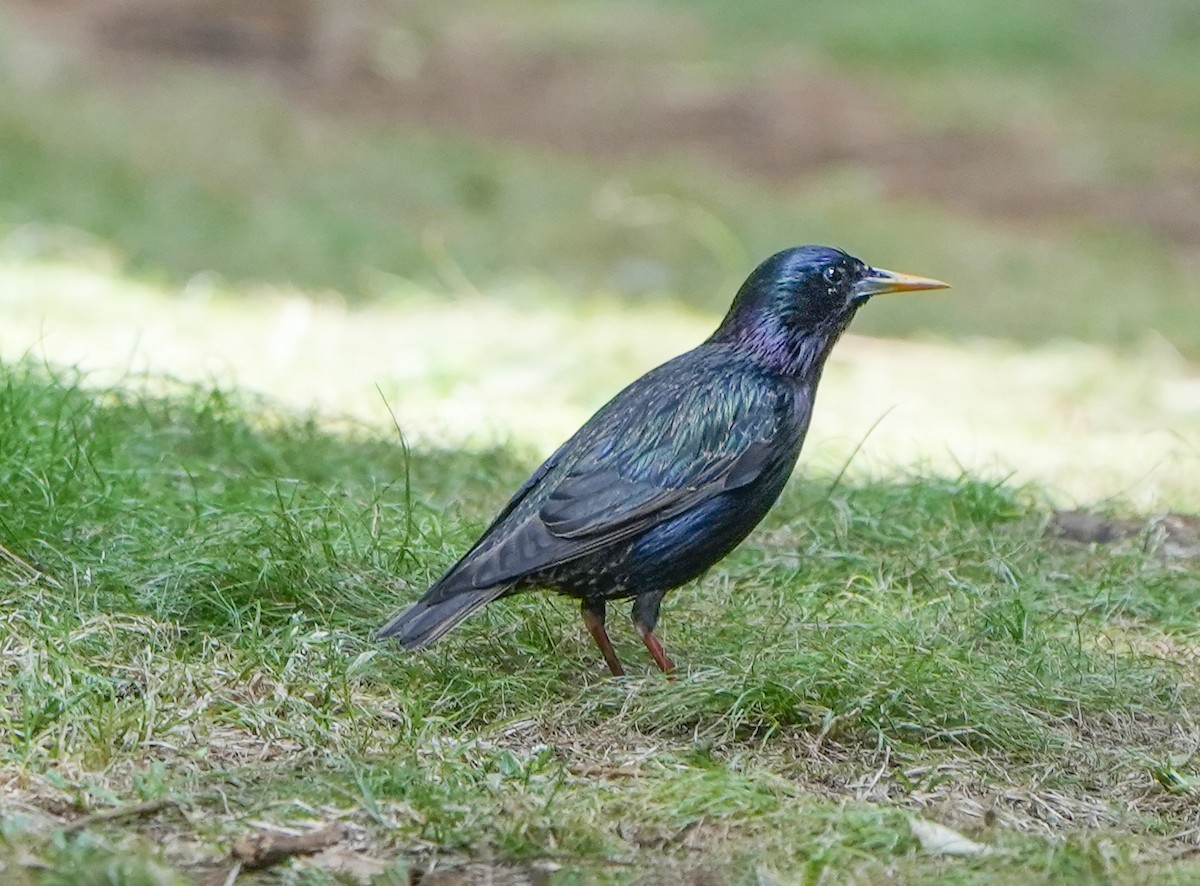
[710,245,948,376]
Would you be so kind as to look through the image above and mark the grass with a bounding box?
[2,359,1199,883]
[1,1,1198,880]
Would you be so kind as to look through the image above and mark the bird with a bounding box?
[378,246,948,675]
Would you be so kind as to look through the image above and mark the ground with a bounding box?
[2,359,1199,884]
[1,2,1200,884]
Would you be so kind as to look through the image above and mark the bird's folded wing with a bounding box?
[463,420,781,589]
[419,349,807,595]
[540,439,775,539]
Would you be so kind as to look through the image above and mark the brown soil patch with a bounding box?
[10,0,1200,252]
[1050,511,1200,559]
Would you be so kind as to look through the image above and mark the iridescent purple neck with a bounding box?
[711,313,855,379]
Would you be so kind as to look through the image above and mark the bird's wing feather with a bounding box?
[539,438,775,539]
[471,437,572,540]
[455,355,802,588]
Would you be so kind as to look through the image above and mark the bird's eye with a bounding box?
[823,266,846,286]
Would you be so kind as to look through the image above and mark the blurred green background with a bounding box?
[2,0,1199,352]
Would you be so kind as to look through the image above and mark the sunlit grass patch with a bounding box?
[4,251,1200,513]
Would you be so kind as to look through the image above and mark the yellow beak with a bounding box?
[854,267,951,299]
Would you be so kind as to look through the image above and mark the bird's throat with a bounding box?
[726,317,852,380]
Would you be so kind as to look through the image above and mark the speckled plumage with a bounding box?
[379,246,948,674]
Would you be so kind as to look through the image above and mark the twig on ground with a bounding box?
[231,822,347,870]
[64,798,178,834]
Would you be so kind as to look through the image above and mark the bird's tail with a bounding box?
[377,582,508,650]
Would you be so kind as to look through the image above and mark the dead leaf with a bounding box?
[909,817,994,857]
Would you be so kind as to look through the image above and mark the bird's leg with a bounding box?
[632,591,675,675]
[635,623,676,674]
[581,599,625,677]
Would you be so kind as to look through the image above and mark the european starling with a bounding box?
[379,246,948,675]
